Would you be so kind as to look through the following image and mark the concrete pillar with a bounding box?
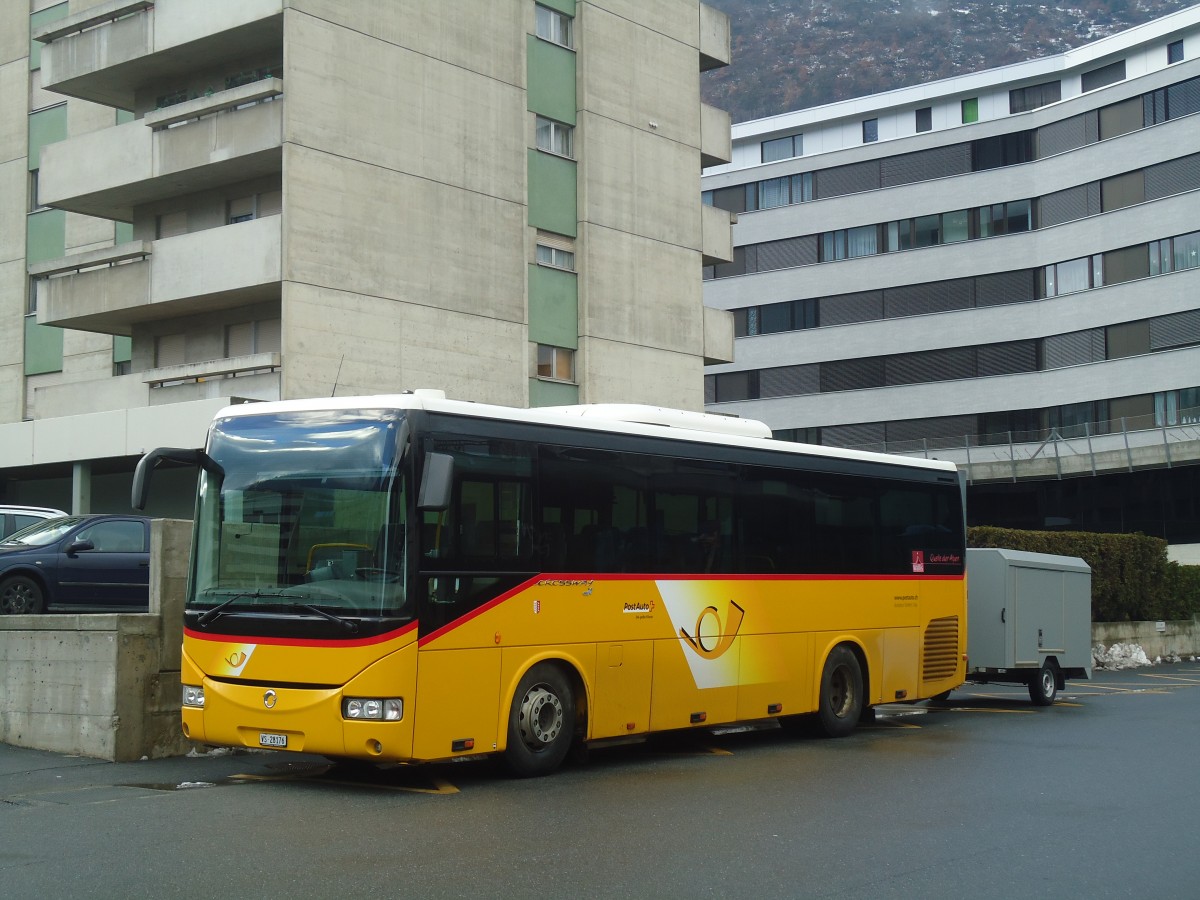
[71,461,91,514]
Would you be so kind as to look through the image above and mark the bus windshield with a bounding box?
[189,409,408,620]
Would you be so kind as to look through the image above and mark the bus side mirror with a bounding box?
[418,452,454,511]
[132,447,223,510]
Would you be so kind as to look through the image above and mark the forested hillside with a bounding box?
[701,0,1199,122]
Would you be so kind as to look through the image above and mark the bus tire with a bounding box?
[504,662,575,778]
[1028,663,1059,706]
[817,646,863,738]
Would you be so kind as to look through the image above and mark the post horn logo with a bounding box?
[680,600,745,660]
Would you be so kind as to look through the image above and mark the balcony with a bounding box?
[698,4,731,71]
[35,0,283,109]
[33,216,282,335]
[38,82,283,220]
[701,202,734,266]
[700,103,732,168]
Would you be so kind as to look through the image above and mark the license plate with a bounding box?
[259,732,288,748]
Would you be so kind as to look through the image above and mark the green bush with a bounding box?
[967,526,1199,622]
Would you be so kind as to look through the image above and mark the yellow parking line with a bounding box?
[1138,674,1200,685]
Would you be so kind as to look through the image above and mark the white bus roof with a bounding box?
[212,390,959,476]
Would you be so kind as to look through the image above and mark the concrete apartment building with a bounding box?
[1,0,734,516]
[702,8,1200,556]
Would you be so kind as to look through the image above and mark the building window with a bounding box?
[537,345,575,382]
[862,118,878,143]
[1174,230,1200,270]
[915,107,932,133]
[961,98,978,124]
[761,134,801,162]
[155,333,186,368]
[227,190,282,225]
[1009,81,1061,114]
[535,244,574,270]
[535,115,574,158]
[821,226,877,261]
[29,169,42,211]
[535,4,573,49]
[1168,40,1184,64]
[1081,60,1126,93]
[226,318,281,357]
[27,278,38,315]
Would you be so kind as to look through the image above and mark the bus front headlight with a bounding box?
[343,697,403,721]
[182,685,205,708]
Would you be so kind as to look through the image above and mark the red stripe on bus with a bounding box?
[183,620,418,649]
[416,575,544,647]
[414,571,964,647]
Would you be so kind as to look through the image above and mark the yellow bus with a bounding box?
[133,390,965,776]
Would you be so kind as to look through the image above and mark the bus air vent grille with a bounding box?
[922,615,959,681]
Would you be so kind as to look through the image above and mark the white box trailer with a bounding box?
[964,548,1093,705]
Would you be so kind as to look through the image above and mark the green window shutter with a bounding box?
[27,208,66,265]
[528,264,578,348]
[29,104,68,170]
[527,36,576,123]
[961,98,979,124]
[529,378,579,407]
[113,335,132,364]
[536,0,575,15]
[25,315,64,375]
[528,150,577,236]
[29,3,69,70]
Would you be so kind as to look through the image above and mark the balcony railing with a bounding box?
[36,0,283,110]
[33,216,282,334]
[844,408,1200,482]
[39,85,283,220]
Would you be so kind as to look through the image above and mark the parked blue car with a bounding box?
[0,515,151,614]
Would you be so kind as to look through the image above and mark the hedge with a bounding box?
[967,526,1200,622]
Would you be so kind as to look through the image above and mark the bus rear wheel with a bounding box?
[504,663,575,777]
[817,646,863,738]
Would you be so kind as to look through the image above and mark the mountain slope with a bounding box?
[702,0,1199,122]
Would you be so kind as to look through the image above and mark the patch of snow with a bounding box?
[1093,642,1153,669]
[186,746,235,758]
[176,781,215,790]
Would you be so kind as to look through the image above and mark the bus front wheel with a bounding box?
[504,663,575,777]
[817,646,863,738]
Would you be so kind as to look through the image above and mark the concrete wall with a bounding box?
[1094,617,1200,661]
[0,519,194,761]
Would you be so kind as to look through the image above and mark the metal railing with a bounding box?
[845,407,1200,482]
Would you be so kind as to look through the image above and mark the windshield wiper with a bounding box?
[296,604,359,635]
[195,590,359,634]
[196,591,261,627]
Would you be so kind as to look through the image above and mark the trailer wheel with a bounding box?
[1028,663,1059,706]
[816,646,863,738]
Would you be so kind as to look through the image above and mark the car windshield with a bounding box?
[189,409,409,620]
[2,516,83,547]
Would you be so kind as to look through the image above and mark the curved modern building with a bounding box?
[702,7,1200,557]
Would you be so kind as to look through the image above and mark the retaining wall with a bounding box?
[1093,616,1200,660]
[0,519,193,761]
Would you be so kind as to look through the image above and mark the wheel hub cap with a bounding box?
[518,685,563,748]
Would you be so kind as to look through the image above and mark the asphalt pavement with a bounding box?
[2,661,1199,899]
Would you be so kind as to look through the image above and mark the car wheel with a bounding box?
[1,575,45,614]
